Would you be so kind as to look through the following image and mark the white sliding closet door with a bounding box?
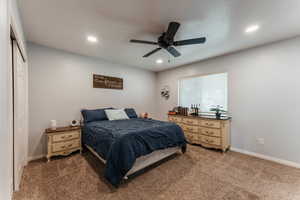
[13,40,28,191]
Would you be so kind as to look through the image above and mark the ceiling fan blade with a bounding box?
[143,48,162,57]
[166,46,181,57]
[130,39,158,45]
[165,22,180,39]
[174,37,206,46]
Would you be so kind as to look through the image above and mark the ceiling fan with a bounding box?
[130,22,206,58]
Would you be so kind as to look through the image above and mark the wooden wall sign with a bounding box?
[93,74,123,90]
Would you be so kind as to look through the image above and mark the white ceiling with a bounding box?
[19,0,300,71]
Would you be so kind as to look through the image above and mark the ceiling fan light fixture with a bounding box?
[245,25,260,33]
[87,35,98,43]
[156,59,163,64]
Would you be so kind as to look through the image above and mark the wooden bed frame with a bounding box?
[85,144,182,179]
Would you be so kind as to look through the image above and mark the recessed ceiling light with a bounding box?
[87,35,98,43]
[156,59,163,64]
[245,25,260,33]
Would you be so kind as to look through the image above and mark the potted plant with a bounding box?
[210,105,226,119]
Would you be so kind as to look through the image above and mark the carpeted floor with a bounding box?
[13,145,300,200]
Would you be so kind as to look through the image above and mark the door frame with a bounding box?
[10,21,27,191]
[10,26,26,62]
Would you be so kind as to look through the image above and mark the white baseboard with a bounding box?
[230,147,300,169]
[28,154,45,162]
[14,165,25,191]
[10,180,13,200]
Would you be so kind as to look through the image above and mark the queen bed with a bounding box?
[81,108,186,186]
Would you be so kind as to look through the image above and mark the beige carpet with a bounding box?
[13,145,300,200]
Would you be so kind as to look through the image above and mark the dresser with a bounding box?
[168,115,231,152]
[45,126,82,162]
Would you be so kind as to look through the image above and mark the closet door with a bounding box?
[13,40,27,191]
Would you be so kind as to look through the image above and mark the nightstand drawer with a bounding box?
[201,128,221,137]
[182,118,198,125]
[200,120,221,128]
[168,116,182,123]
[201,135,221,146]
[52,131,80,142]
[182,125,198,133]
[52,139,80,153]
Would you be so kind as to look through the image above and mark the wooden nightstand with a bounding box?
[45,126,82,162]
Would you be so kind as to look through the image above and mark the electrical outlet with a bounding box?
[257,138,265,145]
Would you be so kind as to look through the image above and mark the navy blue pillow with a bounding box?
[125,108,138,118]
[81,108,113,123]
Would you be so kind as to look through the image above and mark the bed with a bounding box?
[81,110,186,187]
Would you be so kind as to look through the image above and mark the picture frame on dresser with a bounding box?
[168,114,231,152]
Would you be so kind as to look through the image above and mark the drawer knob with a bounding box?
[205,131,213,135]
[205,139,213,143]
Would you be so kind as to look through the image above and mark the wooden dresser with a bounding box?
[45,126,82,162]
[168,115,231,152]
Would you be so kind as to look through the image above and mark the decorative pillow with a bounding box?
[81,108,113,123]
[124,108,138,118]
[105,109,129,121]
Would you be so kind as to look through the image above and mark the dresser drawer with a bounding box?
[176,122,184,127]
[200,120,221,129]
[184,132,193,142]
[182,118,198,125]
[52,139,80,153]
[201,135,221,146]
[52,131,80,142]
[192,133,201,144]
[185,132,199,143]
[201,127,221,137]
[168,116,182,123]
[182,125,198,133]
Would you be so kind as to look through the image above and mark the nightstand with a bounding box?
[45,126,82,162]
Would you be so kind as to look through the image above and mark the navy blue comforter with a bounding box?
[82,118,186,186]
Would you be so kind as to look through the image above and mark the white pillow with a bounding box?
[105,109,129,121]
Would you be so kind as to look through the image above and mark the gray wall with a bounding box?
[156,36,300,164]
[28,43,157,159]
[27,35,300,165]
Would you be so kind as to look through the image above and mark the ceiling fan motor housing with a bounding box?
[158,33,173,49]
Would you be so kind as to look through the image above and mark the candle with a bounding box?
[50,120,57,130]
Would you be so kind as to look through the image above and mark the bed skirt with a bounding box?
[85,145,183,178]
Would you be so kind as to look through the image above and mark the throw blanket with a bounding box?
[82,118,186,186]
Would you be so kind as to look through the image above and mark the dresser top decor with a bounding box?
[168,114,231,121]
